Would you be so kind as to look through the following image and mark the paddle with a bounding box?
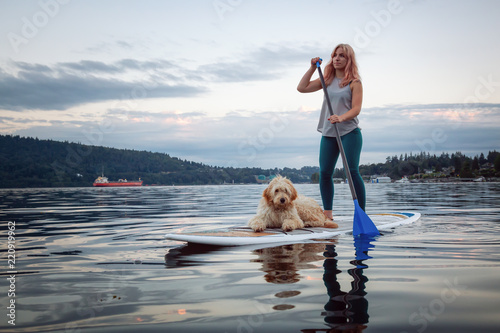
[315,60,379,236]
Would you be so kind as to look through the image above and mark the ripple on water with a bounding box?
[1,183,500,332]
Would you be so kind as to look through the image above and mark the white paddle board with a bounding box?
[165,212,420,246]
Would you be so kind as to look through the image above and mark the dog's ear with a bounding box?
[285,179,298,201]
[290,185,298,201]
[262,186,272,203]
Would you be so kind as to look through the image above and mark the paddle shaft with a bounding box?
[315,62,357,201]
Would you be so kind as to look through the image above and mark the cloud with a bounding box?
[83,40,138,55]
[12,107,319,168]
[202,62,281,82]
[360,103,500,158]
[10,103,499,168]
[58,59,179,75]
[0,59,207,111]
[200,42,328,82]
[0,44,317,112]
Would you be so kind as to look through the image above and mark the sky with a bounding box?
[1,0,499,169]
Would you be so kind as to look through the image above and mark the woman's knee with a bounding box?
[320,170,333,179]
[348,167,360,176]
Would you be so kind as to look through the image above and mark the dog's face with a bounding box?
[263,176,298,209]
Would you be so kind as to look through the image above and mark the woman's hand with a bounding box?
[297,57,323,93]
[311,57,322,67]
[328,115,343,124]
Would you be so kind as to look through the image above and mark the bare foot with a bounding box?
[323,210,333,220]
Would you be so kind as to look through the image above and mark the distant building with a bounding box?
[480,162,494,170]
[371,176,391,183]
[255,175,277,184]
[442,166,455,176]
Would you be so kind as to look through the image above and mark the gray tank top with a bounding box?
[317,77,359,137]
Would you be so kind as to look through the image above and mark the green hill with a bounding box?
[0,134,498,188]
[0,135,316,187]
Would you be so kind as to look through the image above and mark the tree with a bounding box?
[333,168,345,179]
[311,172,319,184]
[472,157,480,171]
[495,154,500,172]
[479,153,487,165]
[460,160,474,178]
[452,155,462,174]
[487,150,499,163]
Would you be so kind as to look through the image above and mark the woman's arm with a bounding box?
[328,80,363,123]
[297,57,323,93]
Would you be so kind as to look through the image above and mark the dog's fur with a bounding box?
[248,175,338,232]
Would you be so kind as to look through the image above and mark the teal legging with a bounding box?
[319,128,366,211]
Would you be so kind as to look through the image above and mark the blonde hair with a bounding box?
[323,44,360,88]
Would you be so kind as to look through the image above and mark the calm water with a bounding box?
[1,183,499,333]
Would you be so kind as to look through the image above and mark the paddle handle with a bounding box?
[315,61,357,200]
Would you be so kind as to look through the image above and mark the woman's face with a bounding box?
[332,48,348,70]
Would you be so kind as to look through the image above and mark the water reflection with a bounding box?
[243,236,376,333]
[249,243,327,312]
[316,236,376,332]
[164,243,227,268]
[4,184,499,331]
[251,243,326,284]
[165,236,377,332]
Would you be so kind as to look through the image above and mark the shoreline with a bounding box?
[1,179,500,190]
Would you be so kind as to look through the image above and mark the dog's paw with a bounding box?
[324,221,339,229]
[282,219,303,232]
[248,218,266,232]
[303,219,326,228]
[252,225,266,232]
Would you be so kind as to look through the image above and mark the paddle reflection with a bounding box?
[165,236,377,331]
[250,236,376,332]
[317,235,376,332]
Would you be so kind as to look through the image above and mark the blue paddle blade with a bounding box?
[352,199,380,236]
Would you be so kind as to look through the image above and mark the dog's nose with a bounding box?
[280,198,285,204]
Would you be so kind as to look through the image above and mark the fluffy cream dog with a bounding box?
[249,175,338,232]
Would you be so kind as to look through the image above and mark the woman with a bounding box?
[297,43,365,221]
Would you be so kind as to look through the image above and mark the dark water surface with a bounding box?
[1,183,499,332]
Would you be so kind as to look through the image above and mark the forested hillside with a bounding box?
[0,135,315,187]
[0,134,498,188]
[359,150,500,180]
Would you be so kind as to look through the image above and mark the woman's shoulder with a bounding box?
[349,79,362,90]
[349,78,362,86]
